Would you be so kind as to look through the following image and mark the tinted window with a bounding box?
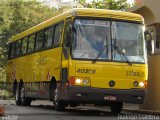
[15,40,21,56]
[22,37,28,54]
[54,22,64,45]
[28,34,35,52]
[45,26,54,47]
[36,30,44,50]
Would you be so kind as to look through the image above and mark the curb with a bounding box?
[123,108,160,115]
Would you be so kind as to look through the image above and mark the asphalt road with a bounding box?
[0,100,159,120]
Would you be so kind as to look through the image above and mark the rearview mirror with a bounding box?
[145,30,154,54]
[147,40,154,54]
[63,47,70,60]
[65,24,73,48]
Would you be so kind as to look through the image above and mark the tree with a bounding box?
[0,0,57,66]
[0,0,58,81]
[75,0,133,10]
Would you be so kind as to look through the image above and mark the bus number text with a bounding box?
[77,69,96,74]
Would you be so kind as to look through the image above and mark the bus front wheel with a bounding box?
[53,88,65,111]
[110,102,123,114]
[20,85,32,106]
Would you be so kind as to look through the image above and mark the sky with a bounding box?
[127,0,134,4]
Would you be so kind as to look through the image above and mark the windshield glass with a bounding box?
[72,19,111,60]
[112,21,146,63]
[72,19,146,63]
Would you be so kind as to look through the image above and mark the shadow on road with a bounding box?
[29,105,118,117]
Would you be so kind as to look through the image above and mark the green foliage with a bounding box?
[0,67,6,82]
[0,0,58,81]
[0,89,11,100]
[75,0,133,10]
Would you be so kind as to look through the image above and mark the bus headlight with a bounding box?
[74,77,90,86]
[139,82,145,87]
[75,79,82,84]
[83,79,89,85]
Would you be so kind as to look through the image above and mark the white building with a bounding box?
[39,0,80,8]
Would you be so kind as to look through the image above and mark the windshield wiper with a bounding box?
[114,46,132,66]
[92,44,108,64]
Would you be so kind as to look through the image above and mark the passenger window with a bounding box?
[22,37,28,54]
[15,40,21,56]
[28,34,35,52]
[10,43,15,58]
[45,26,54,47]
[54,22,64,45]
[36,30,44,50]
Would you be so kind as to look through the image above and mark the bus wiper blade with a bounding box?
[92,44,108,64]
[114,46,132,66]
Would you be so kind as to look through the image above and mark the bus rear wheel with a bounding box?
[20,85,32,106]
[110,102,123,114]
[53,88,65,111]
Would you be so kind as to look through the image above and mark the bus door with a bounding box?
[60,18,72,100]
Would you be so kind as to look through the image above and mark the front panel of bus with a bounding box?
[66,18,147,104]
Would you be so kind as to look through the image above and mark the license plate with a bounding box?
[104,96,116,101]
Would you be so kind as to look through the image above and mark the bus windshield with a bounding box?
[112,21,146,63]
[72,19,111,60]
[72,19,146,63]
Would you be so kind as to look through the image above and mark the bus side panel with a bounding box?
[25,47,63,99]
[41,47,62,82]
[25,82,50,99]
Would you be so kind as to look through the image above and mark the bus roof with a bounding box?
[9,8,144,43]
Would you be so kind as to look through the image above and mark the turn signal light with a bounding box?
[69,76,75,86]
[143,80,147,88]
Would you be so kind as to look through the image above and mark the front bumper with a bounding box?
[68,86,146,104]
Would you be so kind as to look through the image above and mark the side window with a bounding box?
[36,30,44,50]
[22,37,28,54]
[54,22,64,45]
[10,43,15,58]
[44,26,54,47]
[15,40,21,56]
[28,34,35,53]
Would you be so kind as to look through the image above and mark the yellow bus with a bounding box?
[6,8,148,114]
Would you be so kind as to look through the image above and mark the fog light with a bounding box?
[133,81,139,87]
[75,79,81,84]
[139,82,145,87]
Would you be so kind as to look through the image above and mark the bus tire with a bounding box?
[15,84,21,105]
[20,85,32,106]
[53,88,65,111]
[49,79,56,101]
[110,102,123,114]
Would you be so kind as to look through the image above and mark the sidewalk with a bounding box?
[123,103,160,115]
